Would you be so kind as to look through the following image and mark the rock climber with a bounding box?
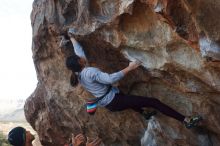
[64,28,202,129]
[7,127,35,146]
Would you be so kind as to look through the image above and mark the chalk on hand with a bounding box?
[134,58,142,65]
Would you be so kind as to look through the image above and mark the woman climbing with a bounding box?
[64,28,202,129]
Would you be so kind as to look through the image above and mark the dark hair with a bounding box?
[66,55,82,72]
[70,72,79,87]
[66,55,82,87]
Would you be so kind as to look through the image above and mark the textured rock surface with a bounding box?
[25,0,220,145]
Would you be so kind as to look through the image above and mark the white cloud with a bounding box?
[0,0,37,100]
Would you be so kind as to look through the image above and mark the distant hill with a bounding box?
[0,108,25,122]
[0,99,25,122]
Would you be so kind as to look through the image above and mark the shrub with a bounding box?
[0,131,11,146]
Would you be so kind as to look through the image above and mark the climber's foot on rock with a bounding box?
[184,115,203,129]
[142,110,157,120]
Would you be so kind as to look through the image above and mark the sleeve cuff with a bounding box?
[118,71,125,78]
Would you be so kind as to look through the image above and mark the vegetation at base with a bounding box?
[0,131,11,146]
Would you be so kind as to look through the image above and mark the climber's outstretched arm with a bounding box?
[70,37,88,63]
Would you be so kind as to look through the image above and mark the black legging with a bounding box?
[106,93,185,122]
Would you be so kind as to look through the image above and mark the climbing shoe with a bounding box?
[142,110,157,120]
[184,115,203,129]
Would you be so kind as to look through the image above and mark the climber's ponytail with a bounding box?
[66,55,83,86]
[70,71,79,87]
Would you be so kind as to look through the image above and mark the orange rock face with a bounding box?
[25,0,220,145]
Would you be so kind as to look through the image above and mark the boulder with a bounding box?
[25,0,220,145]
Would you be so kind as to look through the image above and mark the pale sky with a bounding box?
[0,0,37,100]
